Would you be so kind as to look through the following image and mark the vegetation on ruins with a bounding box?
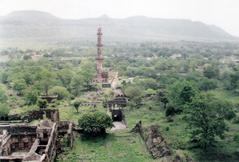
[1,41,239,161]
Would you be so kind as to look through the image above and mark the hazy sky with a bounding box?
[0,0,239,36]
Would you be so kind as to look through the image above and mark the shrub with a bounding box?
[165,127,170,131]
[49,86,70,100]
[78,111,113,136]
[73,100,81,113]
[199,79,218,91]
[24,89,38,105]
[203,65,219,79]
[186,94,228,150]
[232,116,239,124]
[165,105,178,117]
[12,79,27,96]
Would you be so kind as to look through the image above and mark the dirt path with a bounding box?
[111,122,127,131]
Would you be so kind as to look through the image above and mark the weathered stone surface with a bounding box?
[132,122,171,159]
[0,118,74,162]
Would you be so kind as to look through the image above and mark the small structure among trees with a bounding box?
[107,88,128,108]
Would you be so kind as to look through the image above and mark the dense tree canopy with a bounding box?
[49,86,70,100]
[0,103,10,116]
[185,94,229,150]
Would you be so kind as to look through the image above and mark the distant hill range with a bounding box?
[0,10,238,45]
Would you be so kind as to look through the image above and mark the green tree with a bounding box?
[57,69,73,89]
[49,86,70,100]
[157,90,169,109]
[203,65,219,79]
[73,100,81,113]
[0,87,7,102]
[186,94,228,150]
[0,72,9,84]
[70,75,84,96]
[13,79,27,96]
[210,99,236,120]
[0,103,10,116]
[124,85,143,108]
[24,88,38,105]
[23,55,31,60]
[137,78,158,90]
[228,70,239,92]
[199,78,217,91]
[78,111,113,136]
[79,60,95,90]
[179,85,195,103]
[38,69,56,95]
[168,80,198,106]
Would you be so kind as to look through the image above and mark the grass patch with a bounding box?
[57,131,156,162]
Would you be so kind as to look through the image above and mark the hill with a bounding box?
[0,10,237,47]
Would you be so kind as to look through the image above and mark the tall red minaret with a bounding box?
[96,27,104,82]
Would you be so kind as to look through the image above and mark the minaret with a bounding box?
[96,27,104,82]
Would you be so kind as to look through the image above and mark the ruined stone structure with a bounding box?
[106,88,128,123]
[22,109,59,123]
[0,109,59,123]
[58,121,74,149]
[131,122,171,159]
[0,121,57,162]
[40,95,58,103]
[111,108,124,121]
[0,109,74,162]
[107,88,128,108]
[80,101,101,107]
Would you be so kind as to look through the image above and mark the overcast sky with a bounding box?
[0,0,239,36]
